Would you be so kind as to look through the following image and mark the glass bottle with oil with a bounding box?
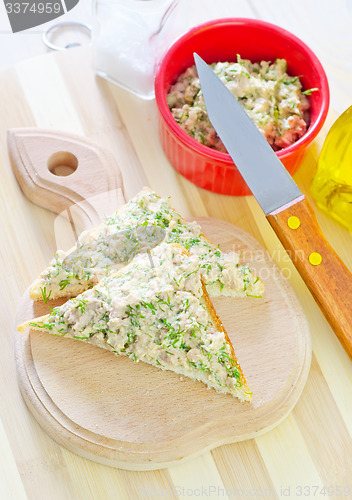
[311,106,352,230]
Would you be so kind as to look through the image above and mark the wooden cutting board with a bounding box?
[12,129,311,470]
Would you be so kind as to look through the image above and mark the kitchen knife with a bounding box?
[194,53,352,360]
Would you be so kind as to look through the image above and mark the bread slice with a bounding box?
[30,188,264,301]
[19,243,252,402]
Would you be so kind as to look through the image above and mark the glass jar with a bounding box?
[311,106,352,231]
[92,0,181,100]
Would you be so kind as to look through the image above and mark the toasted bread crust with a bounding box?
[18,314,50,334]
[29,278,94,301]
[200,280,250,393]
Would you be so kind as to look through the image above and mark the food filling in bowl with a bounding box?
[167,56,312,152]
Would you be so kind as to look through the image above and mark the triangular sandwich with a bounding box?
[30,188,264,301]
[19,243,252,402]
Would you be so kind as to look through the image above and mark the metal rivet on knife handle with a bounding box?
[309,252,323,266]
[287,216,301,230]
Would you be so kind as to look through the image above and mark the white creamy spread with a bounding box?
[167,56,312,152]
[31,243,249,397]
[39,190,262,299]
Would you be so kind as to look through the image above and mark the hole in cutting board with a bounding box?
[47,151,78,176]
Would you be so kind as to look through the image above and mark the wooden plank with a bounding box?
[212,441,277,498]
[292,356,352,487]
[255,414,324,494]
[168,453,228,498]
[0,418,28,500]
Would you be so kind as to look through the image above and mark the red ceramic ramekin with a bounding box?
[154,18,330,196]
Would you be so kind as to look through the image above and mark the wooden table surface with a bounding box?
[1,1,352,499]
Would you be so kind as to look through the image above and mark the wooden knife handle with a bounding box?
[267,196,352,360]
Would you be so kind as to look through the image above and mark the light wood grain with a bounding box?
[15,218,311,469]
[1,1,352,497]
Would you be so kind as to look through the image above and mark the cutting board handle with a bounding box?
[267,197,352,360]
[8,128,126,230]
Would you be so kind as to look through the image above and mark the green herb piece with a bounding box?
[302,87,319,95]
[59,278,70,290]
[75,299,88,314]
[40,286,52,304]
[283,76,299,85]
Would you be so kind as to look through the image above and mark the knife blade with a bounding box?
[194,53,352,360]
